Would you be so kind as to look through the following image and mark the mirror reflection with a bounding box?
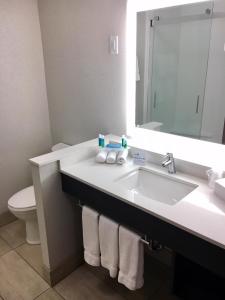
[136,1,225,144]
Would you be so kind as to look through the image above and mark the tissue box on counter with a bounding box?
[214,178,225,201]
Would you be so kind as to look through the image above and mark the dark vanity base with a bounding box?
[61,174,225,298]
[173,254,225,300]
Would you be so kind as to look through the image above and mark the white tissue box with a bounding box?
[214,179,225,201]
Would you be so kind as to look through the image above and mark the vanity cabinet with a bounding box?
[61,173,225,299]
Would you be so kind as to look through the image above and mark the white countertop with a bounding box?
[59,141,225,251]
[30,135,225,250]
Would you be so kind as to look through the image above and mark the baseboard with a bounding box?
[0,210,17,227]
[43,251,84,286]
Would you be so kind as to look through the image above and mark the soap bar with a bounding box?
[106,143,122,149]
[214,178,225,201]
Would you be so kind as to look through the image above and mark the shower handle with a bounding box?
[196,95,200,114]
[153,92,157,109]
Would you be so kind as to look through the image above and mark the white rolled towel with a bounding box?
[118,226,144,291]
[117,149,128,165]
[106,151,117,164]
[96,150,107,163]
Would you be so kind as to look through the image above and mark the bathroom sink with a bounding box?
[116,168,198,205]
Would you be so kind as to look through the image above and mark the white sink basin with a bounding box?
[116,168,198,205]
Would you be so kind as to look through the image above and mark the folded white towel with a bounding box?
[118,226,144,290]
[96,150,107,163]
[106,151,117,164]
[99,215,119,278]
[82,206,100,266]
[117,149,128,165]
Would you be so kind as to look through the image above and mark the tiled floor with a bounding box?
[0,219,180,300]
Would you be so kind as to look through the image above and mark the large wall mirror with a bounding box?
[135,1,225,144]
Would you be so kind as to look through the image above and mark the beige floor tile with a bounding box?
[0,251,49,300]
[0,220,26,248]
[0,237,11,257]
[55,263,126,300]
[36,288,64,300]
[15,243,45,279]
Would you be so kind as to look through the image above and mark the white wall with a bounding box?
[38,0,127,146]
[0,0,52,214]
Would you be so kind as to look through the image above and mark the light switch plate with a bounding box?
[109,35,119,55]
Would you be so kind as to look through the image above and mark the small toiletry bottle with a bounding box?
[122,135,127,148]
[98,134,102,147]
[101,135,105,148]
[98,134,105,147]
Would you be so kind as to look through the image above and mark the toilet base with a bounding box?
[25,218,40,245]
[26,239,40,245]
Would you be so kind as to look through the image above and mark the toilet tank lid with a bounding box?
[51,143,70,152]
[8,186,35,209]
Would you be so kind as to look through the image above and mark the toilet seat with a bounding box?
[8,186,36,211]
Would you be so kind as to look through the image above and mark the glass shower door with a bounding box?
[149,22,180,133]
[149,4,213,138]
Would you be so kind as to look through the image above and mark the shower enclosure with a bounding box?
[148,2,213,138]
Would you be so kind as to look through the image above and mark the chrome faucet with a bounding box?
[162,153,176,174]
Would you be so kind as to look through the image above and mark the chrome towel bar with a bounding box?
[77,200,154,247]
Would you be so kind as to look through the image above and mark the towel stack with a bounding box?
[82,206,144,291]
[96,149,128,165]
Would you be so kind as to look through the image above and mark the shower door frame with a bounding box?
[143,4,213,137]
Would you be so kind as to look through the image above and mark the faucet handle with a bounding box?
[162,153,170,166]
[162,153,176,174]
[166,152,173,159]
[163,153,172,160]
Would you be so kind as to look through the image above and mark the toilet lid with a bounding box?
[8,186,36,209]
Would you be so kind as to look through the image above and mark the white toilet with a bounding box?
[8,143,70,245]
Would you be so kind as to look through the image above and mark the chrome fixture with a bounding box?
[162,153,176,174]
[205,8,212,15]
[150,16,160,27]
